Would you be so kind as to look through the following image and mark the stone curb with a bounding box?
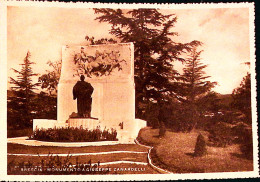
[134,139,173,174]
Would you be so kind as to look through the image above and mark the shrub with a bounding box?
[159,122,166,137]
[239,128,253,160]
[170,105,197,133]
[194,133,207,157]
[240,143,253,160]
[31,127,117,142]
[208,122,234,147]
[232,122,250,143]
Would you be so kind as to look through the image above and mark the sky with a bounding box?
[7,6,251,94]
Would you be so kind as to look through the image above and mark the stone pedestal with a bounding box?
[68,118,100,129]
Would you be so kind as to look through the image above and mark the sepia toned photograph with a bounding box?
[0,1,258,180]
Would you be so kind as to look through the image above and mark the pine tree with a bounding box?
[176,47,217,131]
[94,9,201,118]
[8,51,40,128]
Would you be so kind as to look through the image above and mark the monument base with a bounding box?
[68,118,101,129]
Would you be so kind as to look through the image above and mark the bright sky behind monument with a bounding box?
[7,6,250,94]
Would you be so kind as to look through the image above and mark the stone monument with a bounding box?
[33,43,146,143]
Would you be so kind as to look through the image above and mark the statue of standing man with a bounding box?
[73,75,94,118]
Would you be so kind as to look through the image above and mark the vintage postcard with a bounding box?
[0,0,258,181]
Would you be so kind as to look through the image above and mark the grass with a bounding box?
[138,127,253,173]
[8,143,148,154]
[8,153,147,164]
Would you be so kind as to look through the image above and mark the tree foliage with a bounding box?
[173,47,217,131]
[231,72,251,123]
[94,8,201,118]
[38,60,61,96]
[8,51,40,128]
[85,36,117,45]
[177,47,217,103]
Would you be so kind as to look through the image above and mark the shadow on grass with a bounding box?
[153,135,160,138]
[185,152,195,157]
[150,149,205,173]
[230,152,253,160]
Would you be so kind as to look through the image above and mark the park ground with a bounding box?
[137,127,253,173]
[7,127,253,174]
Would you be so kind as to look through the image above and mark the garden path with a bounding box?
[7,136,122,147]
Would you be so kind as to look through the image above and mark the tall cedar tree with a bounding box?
[9,51,40,128]
[177,48,217,131]
[94,9,201,118]
[231,71,251,124]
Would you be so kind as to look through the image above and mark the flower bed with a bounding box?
[30,127,117,142]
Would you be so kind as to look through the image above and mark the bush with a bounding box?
[159,122,166,137]
[170,104,197,133]
[239,128,253,160]
[208,122,234,147]
[232,122,250,143]
[194,133,207,157]
[31,127,117,142]
[240,142,253,160]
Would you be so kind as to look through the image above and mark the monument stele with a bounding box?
[33,43,147,143]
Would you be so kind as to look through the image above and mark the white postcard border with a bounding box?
[0,1,258,180]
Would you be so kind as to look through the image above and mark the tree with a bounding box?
[8,51,40,128]
[38,60,61,96]
[175,47,217,131]
[85,36,117,45]
[94,9,201,118]
[231,72,251,123]
[32,91,57,120]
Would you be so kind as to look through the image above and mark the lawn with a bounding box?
[138,127,253,173]
[8,143,148,154]
[8,152,147,163]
